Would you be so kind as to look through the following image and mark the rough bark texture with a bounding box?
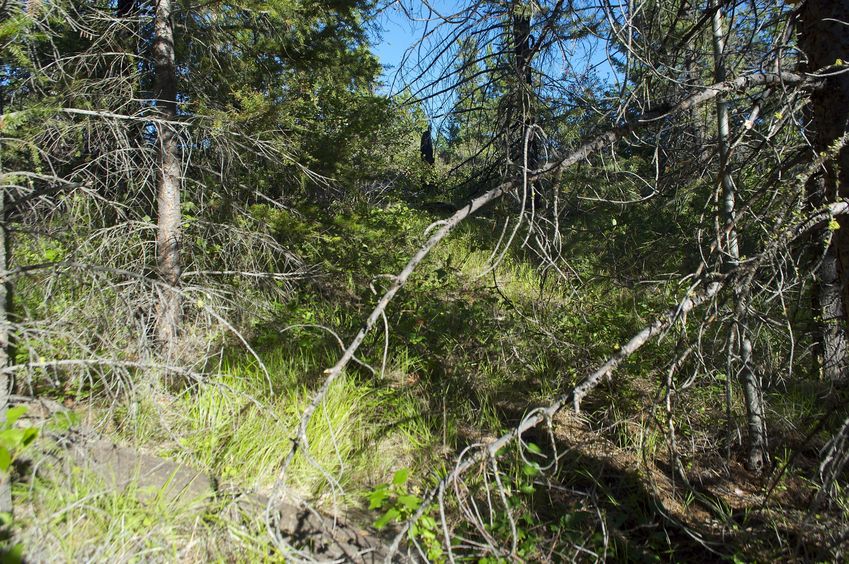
[711,2,766,472]
[153,0,182,346]
[801,0,849,383]
[511,3,540,207]
[0,159,11,514]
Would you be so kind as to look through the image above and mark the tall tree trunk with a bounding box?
[511,2,540,208]
[685,0,706,163]
[0,147,11,514]
[153,0,182,346]
[800,0,849,383]
[710,1,766,471]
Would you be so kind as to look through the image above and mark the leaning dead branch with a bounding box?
[269,70,812,550]
[383,198,849,562]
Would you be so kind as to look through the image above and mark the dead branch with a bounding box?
[269,69,813,553]
[382,198,849,561]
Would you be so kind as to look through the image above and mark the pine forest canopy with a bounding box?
[2,0,849,561]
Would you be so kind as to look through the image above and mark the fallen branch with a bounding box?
[383,278,724,561]
[0,107,190,127]
[268,69,812,553]
[275,69,809,479]
[382,198,849,561]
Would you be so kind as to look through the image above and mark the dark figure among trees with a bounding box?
[117,0,135,18]
[420,125,435,165]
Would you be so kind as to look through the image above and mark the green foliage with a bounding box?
[0,406,38,563]
[367,468,444,562]
[15,467,282,562]
[0,407,37,474]
[2,0,842,560]
[112,349,430,502]
[177,0,397,187]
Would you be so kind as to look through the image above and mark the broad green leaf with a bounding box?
[375,508,399,530]
[397,494,420,510]
[0,447,11,472]
[392,468,409,485]
[522,462,540,477]
[0,429,24,451]
[21,428,38,447]
[368,485,389,509]
[4,406,26,427]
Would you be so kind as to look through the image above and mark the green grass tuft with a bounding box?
[15,467,281,563]
[116,349,434,506]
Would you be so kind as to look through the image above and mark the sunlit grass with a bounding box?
[15,467,280,563]
[106,203,645,510]
[114,349,434,507]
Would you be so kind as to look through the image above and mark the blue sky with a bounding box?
[368,1,463,94]
[370,7,420,77]
[367,1,465,124]
[366,2,616,128]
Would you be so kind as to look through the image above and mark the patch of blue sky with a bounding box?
[368,1,619,131]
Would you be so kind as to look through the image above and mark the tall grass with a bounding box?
[118,349,434,506]
[15,469,280,562]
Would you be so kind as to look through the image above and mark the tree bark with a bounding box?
[511,2,540,208]
[800,0,849,383]
[153,0,182,346]
[0,148,11,514]
[711,1,766,472]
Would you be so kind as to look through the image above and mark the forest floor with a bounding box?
[14,397,391,562]
[8,196,849,561]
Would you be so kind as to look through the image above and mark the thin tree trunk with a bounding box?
[0,148,11,514]
[511,2,540,208]
[153,0,182,346]
[800,0,849,383]
[685,0,707,163]
[710,1,766,471]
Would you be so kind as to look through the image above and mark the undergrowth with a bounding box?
[15,467,281,562]
[11,197,842,560]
